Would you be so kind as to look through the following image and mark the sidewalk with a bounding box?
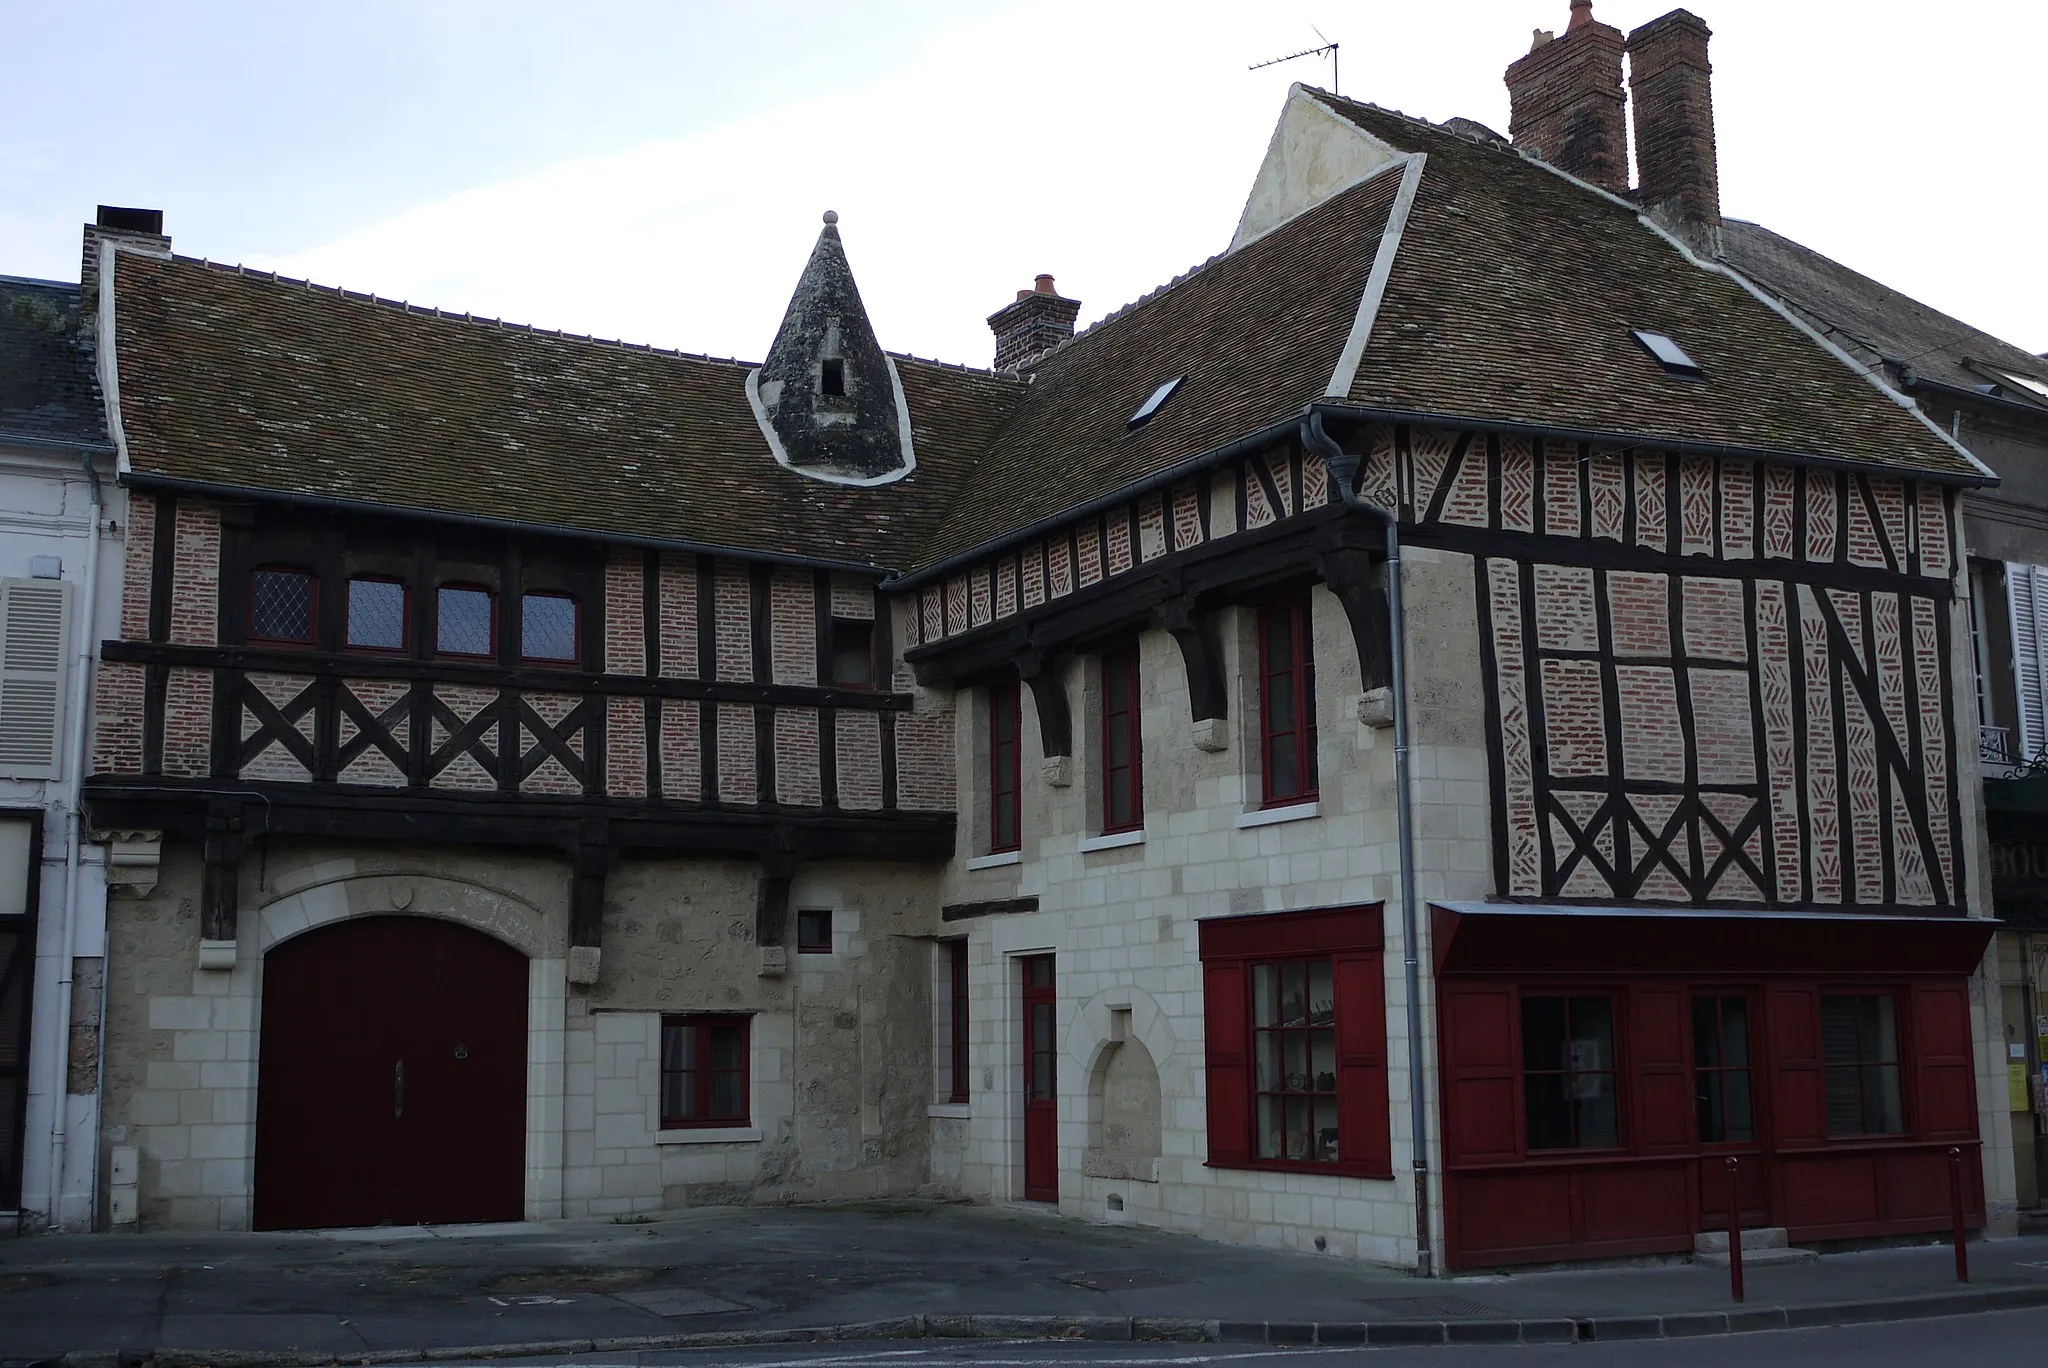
[5,1201,2047,1363]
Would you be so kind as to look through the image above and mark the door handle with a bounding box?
[394,1059,404,1118]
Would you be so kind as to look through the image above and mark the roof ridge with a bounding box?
[169,253,764,370]
[0,273,81,292]
[887,350,1026,381]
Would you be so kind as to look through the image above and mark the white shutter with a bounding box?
[2008,563,2048,762]
[0,578,73,779]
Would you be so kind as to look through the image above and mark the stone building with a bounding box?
[46,4,2022,1269]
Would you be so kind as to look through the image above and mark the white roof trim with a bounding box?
[1228,84,1409,254]
[1324,153,1427,400]
[744,357,918,489]
[94,237,171,479]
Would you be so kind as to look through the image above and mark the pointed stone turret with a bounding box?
[747,210,915,485]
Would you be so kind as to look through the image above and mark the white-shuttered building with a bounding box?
[0,263,127,1231]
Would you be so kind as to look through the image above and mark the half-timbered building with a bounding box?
[67,3,2017,1268]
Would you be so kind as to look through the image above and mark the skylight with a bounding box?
[1984,365,2048,404]
[1128,375,1185,429]
[1631,329,1703,378]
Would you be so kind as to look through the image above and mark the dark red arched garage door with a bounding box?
[254,914,528,1230]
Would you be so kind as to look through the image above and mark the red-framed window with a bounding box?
[1258,595,1317,806]
[345,576,408,653]
[1521,995,1622,1151]
[520,590,579,663]
[659,1015,749,1127]
[249,566,315,644]
[947,938,970,1104]
[797,908,832,954]
[988,678,1021,853]
[1198,904,1389,1178]
[1691,993,1756,1144]
[1100,644,1143,833]
[1821,993,1906,1137]
[828,618,875,689]
[435,584,496,658]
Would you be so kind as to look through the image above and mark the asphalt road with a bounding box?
[408,1305,2048,1367]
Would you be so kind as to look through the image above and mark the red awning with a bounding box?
[1431,902,1996,978]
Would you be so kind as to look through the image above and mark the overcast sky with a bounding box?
[5,1,2042,369]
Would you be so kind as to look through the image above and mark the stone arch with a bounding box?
[255,872,553,960]
[1067,986,1177,1184]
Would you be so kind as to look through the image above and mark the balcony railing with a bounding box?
[1982,725,2015,768]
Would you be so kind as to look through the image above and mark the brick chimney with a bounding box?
[1627,10,1722,252]
[1503,0,1629,193]
[79,205,169,339]
[986,274,1080,372]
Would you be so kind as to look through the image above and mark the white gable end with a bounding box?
[1229,84,1405,253]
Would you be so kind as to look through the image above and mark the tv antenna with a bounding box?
[1249,27,1339,94]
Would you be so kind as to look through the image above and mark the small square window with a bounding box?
[797,908,833,954]
[250,567,314,643]
[522,592,578,663]
[346,577,407,652]
[660,1015,750,1127]
[437,585,494,657]
[828,618,874,688]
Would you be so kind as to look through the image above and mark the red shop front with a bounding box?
[1432,903,1996,1269]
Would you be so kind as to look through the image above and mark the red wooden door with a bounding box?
[255,915,528,1230]
[1691,991,1770,1228]
[1021,954,1058,1202]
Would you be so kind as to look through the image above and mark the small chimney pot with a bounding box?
[988,276,1081,372]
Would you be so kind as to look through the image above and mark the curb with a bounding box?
[45,1287,2048,1366]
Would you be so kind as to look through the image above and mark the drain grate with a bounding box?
[1063,1269,1181,1291]
[1364,1294,1507,1319]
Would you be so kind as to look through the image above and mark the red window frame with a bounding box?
[1257,595,1318,807]
[1519,993,1625,1152]
[658,1014,750,1128]
[988,678,1022,853]
[1198,904,1389,1179]
[435,583,497,659]
[796,908,832,954]
[248,565,316,645]
[1820,991,1908,1138]
[1100,644,1143,833]
[519,589,580,664]
[1690,992,1756,1145]
[344,575,410,654]
[948,939,970,1104]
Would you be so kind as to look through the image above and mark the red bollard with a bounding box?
[1725,1156,1744,1304]
[1949,1147,1970,1284]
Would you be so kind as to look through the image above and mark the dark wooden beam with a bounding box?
[99,641,913,712]
[940,895,1040,922]
[199,803,245,943]
[1316,546,1391,692]
[1015,647,1072,758]
[1157,597,1228,724]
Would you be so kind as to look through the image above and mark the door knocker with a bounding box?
[454,1042,469,1060]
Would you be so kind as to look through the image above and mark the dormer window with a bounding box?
[821,358,846,397]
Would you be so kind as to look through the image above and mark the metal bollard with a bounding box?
[1949,1147,1969,1283]
[1726,1156,1744,1304]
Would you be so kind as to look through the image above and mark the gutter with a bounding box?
[47,448,107,1231]
[0,432,118,456]
[1298,407,1432,1279]
[120,472,888,577]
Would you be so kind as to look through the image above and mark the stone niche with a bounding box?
[1083,1008,1162,1183]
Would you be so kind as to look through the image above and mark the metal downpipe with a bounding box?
[1300,411,1433,1278]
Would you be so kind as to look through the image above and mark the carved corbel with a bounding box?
[754,830,802,975]
[1316,547,1392,694]
[567,820,615,985]
[1015,646,1074,782]
[94,828,163,897]
[1157,597,1229,749]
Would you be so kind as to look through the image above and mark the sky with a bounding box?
[4,1,2043,369]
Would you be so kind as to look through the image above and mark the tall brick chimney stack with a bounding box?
[79,205,169,340]
[987,274,1081,372]
[1626,10,1722,253]
[1503,0,1629,193]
